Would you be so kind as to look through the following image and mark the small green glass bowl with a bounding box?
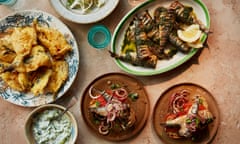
[87,25,111,49]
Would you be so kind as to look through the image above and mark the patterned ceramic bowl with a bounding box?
[24,104,78,144]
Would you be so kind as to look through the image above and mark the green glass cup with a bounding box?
[0,0,17,6]
[88,25,111,49]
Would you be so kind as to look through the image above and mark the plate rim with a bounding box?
[50,0,120,24]
[111,0,210,76]
[152,82,220,144]
[80,72,150,141]
[0,10,79,107]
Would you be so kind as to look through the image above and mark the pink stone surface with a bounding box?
[0,0,240,144]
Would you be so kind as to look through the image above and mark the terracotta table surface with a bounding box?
[0,0,240,144]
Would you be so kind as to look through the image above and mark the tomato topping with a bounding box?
[177,111,187,117]
[96,95,107,106]
[105,89,113,95]
[183,102,192,112]
[198,104,206,110]
[165,113,177,121]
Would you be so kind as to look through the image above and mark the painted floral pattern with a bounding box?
[0,10,79,107]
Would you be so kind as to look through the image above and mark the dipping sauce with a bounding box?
[31,108,72,144]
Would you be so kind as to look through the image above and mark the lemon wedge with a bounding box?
[187,33,206,48]
[187,40,203,48]
[177,24,202,43]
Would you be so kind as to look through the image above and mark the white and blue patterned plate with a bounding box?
[0,10,79,107]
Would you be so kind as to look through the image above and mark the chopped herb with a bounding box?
[206,118,213,124]
[94,119,100,125]
[114,123,120,129]
[192,136,196,141]
[199,98,203,104]
[186,118,191,124]
[128,93,139,101]
[67,0,74,7]
[95,101,100,107]
[195,118,200,126]
[110,83,121,89]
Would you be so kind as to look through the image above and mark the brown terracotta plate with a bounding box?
[152,83,220,144]
[81,73,150,141]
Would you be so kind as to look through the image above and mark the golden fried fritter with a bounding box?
[0,61,11,73]
[37,26,72,59]
[31,68,52,96]
[0,72,24,92]
[22,45,51,72]
[18,72,31,90]
[0,37,16,62]
[10,26,37,56]
[45,60,68,93]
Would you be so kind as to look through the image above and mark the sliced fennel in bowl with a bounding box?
[66,0,106,14]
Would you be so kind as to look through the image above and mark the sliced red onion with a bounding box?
[98,123,109,135]
[107,111,116,123]
[106,103,114,112]
[88,86,100,99]
[113,103,122,111]
[114,88,128,101]
[107,99,123,113]
[110,98,122,104]
[180,90,190,97]
[172,95,188,113]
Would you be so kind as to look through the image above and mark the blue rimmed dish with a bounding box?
[0,10,79,107]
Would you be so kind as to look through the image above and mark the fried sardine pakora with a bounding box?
[11,26,37,56]
[37,25,72,59]
[0,39,16,63]
[15,45,52,73]
[0,72,24,91]
[0,21,72,96]
[31,68,52,95]
[46,60,68,94]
